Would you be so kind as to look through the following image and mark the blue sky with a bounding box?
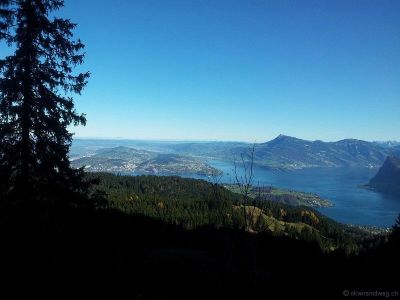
[60,0,399,142]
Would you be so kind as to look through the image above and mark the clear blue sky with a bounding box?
[61,0,400,142]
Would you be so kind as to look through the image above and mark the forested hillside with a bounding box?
[2,173,398,298]
[86,173,378,253]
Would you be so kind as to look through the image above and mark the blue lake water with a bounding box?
[198,160,400,228]
[124,160,400,227]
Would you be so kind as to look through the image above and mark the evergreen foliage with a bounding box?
[0,0,89,206]
[87,172,359,252]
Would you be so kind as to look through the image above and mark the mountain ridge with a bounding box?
[229,135,390,169]
[71,135,398,170]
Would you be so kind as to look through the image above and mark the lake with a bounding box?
[200,160,399,228]
[123,160,399,227]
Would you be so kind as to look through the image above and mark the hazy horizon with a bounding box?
[73,133,400,144]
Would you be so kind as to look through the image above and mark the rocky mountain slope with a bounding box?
[366,156,400,195]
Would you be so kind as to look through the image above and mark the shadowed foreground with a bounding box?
[0,204,399,299]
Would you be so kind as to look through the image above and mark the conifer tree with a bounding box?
[0,0,89,206]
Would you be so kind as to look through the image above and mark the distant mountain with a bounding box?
[162,135,393,169]
[71,136,398,170]
[229,135,390,169]
[95,146,154,161]
[366,156,400,195]
[389,145,400,157]
[71,146,220,176]
[70,139,189,159]
[167,141,248,158]
[373,141,400,148]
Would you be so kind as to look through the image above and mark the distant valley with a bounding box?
[70,136,400,226]
[71,146,220,176]
[72,135,400,171]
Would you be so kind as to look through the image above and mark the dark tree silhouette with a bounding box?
[0,0,89,207]
[390,213,400,243]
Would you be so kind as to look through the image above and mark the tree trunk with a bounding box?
[19,0,35,202]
